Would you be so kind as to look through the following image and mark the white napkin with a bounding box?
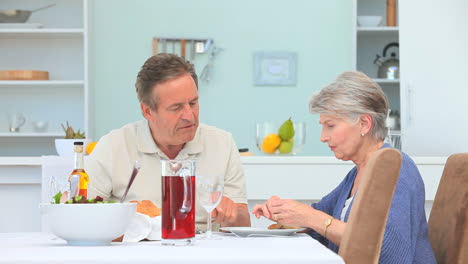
[123,212,161,242]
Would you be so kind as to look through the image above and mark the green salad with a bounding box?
[52,192,116,204]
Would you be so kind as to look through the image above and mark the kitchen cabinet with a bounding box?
[399,0,468,156]
[354,0,468,156]
[353,0,401,148]
[0,0,89,156]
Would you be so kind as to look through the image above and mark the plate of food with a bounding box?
[220,224,305,237]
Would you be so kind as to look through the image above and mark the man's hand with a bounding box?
[212,196,250,227]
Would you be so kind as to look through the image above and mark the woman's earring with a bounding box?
[361,133,365,137]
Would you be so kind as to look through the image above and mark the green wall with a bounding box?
[91,0,354,155]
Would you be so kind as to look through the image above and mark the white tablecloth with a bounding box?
[1,232,344,264]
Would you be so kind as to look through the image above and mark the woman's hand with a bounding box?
[251,196,281,220]
[266,198,316,228]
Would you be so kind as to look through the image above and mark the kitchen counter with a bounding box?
[0,155,447,232]
[240,155,446,200]
[0,155,447,166]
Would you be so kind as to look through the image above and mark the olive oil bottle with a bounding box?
[68,141,89,199]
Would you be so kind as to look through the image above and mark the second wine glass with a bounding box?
[198,174,224,239]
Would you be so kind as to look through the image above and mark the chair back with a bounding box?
[338,148,402,264]
[428,153,468,264]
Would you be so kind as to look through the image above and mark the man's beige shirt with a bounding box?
[86,120,248,229]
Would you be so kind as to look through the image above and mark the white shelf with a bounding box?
[0,80,84,87]
[357,27,399,36]
[357,26,399,31]
[0,28,84,37]
[0,132,63,137]
[373,78,400,84]
[0,157,41,166]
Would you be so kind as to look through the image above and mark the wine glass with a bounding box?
[198,174,224,239]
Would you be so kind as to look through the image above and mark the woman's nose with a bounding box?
[320,132,328,142]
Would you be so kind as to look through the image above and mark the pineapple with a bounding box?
[61,121,85,139]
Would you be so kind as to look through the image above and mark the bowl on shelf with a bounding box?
[357,16,382,27]
[55,138,92,157]
[256,121,306,155]
[32,121,48,133]
[40,203,136,246]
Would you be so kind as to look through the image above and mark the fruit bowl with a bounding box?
[256,121,306,155]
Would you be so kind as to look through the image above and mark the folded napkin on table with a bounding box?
[123,212,161,242]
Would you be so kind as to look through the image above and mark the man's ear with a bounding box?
[140,102,152,120]
[359,114,373,134]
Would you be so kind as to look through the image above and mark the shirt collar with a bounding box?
[136,120,204,158]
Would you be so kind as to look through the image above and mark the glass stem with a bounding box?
[206,211,212,239]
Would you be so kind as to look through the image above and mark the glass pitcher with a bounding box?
[160,159,196,246]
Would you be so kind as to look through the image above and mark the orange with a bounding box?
[261,133,281,154]
[86,141,98,155]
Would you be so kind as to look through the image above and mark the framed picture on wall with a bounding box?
[253,52,297,86]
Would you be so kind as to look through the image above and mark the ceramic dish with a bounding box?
[220,227,305,237]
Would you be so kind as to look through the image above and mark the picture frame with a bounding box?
[253,52,297,86]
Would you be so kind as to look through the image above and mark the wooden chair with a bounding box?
[428,153,468,264]
[338,148,402,264]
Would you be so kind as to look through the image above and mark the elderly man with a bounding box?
[87,53,250,230]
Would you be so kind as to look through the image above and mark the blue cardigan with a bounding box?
[308,144,436,263]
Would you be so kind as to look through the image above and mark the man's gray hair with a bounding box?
[309,71,388,140]
[135,53,198,110]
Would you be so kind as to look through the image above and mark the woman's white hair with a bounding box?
[309,71,388,140]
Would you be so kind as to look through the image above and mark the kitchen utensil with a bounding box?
[387,0,397,26]
[8,113,26,132]
[386,109,400,130]
[120,160,141,203]
[152,37,158,55]
[195,41,205,53]
[180,39,186,58]
[357,16,382,27]
[0,3,56,23]
[374,42,399,79]
[0,70,49,80]
[200,45,223,82]
[190,40,195,60]
[161,38,167,53]
[33,120,48,133]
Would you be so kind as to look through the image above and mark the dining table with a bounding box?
[0,232,344,264]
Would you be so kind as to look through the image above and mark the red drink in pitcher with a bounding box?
[160,160,196,246]
[162,175,196,239]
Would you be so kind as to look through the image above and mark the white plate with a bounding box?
[0,23,43,29]
[220,227,305,237]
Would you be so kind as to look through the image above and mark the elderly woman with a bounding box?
[252,72,436,263]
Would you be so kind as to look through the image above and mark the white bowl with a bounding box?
[256,121,306,155]
[55,138,92,157]
[32,121,48,133]
[40,203,137,246]
[357,16,382,27]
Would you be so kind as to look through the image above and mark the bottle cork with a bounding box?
[387,0,397,26]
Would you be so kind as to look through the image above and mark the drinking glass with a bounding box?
[49,174,70,203]
[198,173,224,239]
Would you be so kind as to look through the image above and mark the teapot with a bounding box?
[374,42,399,79]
